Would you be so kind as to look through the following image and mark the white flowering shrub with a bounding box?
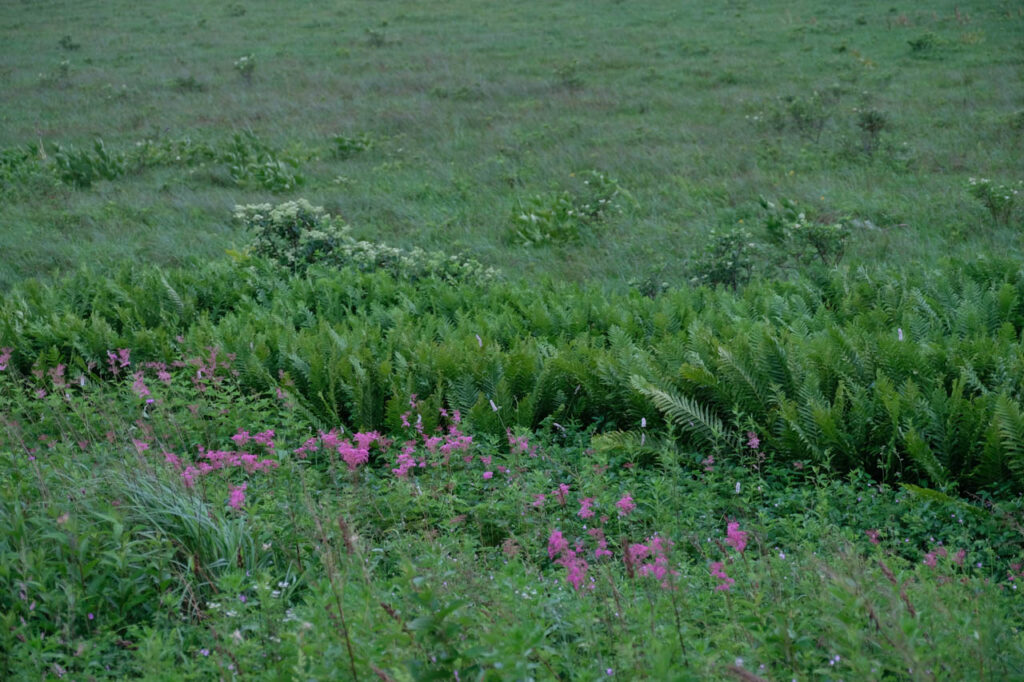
[967,177,1021,227]
[235,199,496,283]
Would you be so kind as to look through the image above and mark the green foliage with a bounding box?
[766,90,838,143]
[52,139,126,189]
[331,133,374,159]
[57,35,80,51]
[760,196,850,267]
[235,199,497,282]
[235,199,350,272]
[4,255,1024,494]
[222,132,303,192]
[687,226,758,288]
[233,54,255,82]
[554,58,584,90]
[365,21,389,47]
[510,171,629,246]
[908,32,939,54]
[855,108,887,156]
[967,177,1021,227]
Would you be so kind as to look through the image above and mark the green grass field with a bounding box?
[2,1,1024,680]
[2,0,1022,288]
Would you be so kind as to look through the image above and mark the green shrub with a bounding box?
[967,177,1021,227]
[52,139,126,188]
[761,196,850,267]
[222,132,304,192]
[509,170,629,246]
[687,226,759,288]
[234,199,350,272]
[235,199,496,282]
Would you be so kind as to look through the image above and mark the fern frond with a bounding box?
[632,376,738,451]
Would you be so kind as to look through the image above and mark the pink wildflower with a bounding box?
[131,372,151,399]
[319,429,342,450]
[588,528,613,559]
[627,543,650,565]
[253,430,275,449]
[482,471,493,480]
[702,454,715,472]
[532,493,546,509]
[638,536,679,588]
[953,549,966,567]
[710,562,735,591]
[338,440,369,471]
[228,483,247,510]
[181,466,199,489]
[107,348,131,375]
[726,522,748,554]
[865,529,880,545]
[0,347,11,371]
[616,494,636,517]
[392,441,417,477]
[548,529,569,559]
[231,430,251,447]
[746,431,760,449]
[554,483,570,506]
[557,549,591,591]
[578,497,595,519]
[48,364,66,388]
[294,436,319,459]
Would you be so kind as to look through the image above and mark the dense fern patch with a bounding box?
[3,256,1024,493]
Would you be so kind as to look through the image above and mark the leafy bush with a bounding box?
[908,32,939,54]
[222,132,304,192]
[967,177,1021,227]
[765,90,838,142]
[331,133,374,159]
[233,54,255,83]
[235,199,496,282]
[761,196,850,267]
[235,199,350,272]
[509,170,629,245]
[52,139,126,188]
[687,226,759,288]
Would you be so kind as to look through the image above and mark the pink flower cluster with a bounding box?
[587,528,613,559]
[228,483,248,510]
[295,429,389,472]
[726,522,748,554]
[577,497,596,519]
[507,429,538,457]
[179,445,279,488]
[710,562,735,591]
[706,522,750,591]
[615,493,636,517]
[548,529,592,591]
[392,409,475,478]
[106,348,131,376]
[231,428,276,450]
[0,347,12,371]
[627,536,679,589]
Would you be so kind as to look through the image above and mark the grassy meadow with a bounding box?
[2,0,1024,679]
